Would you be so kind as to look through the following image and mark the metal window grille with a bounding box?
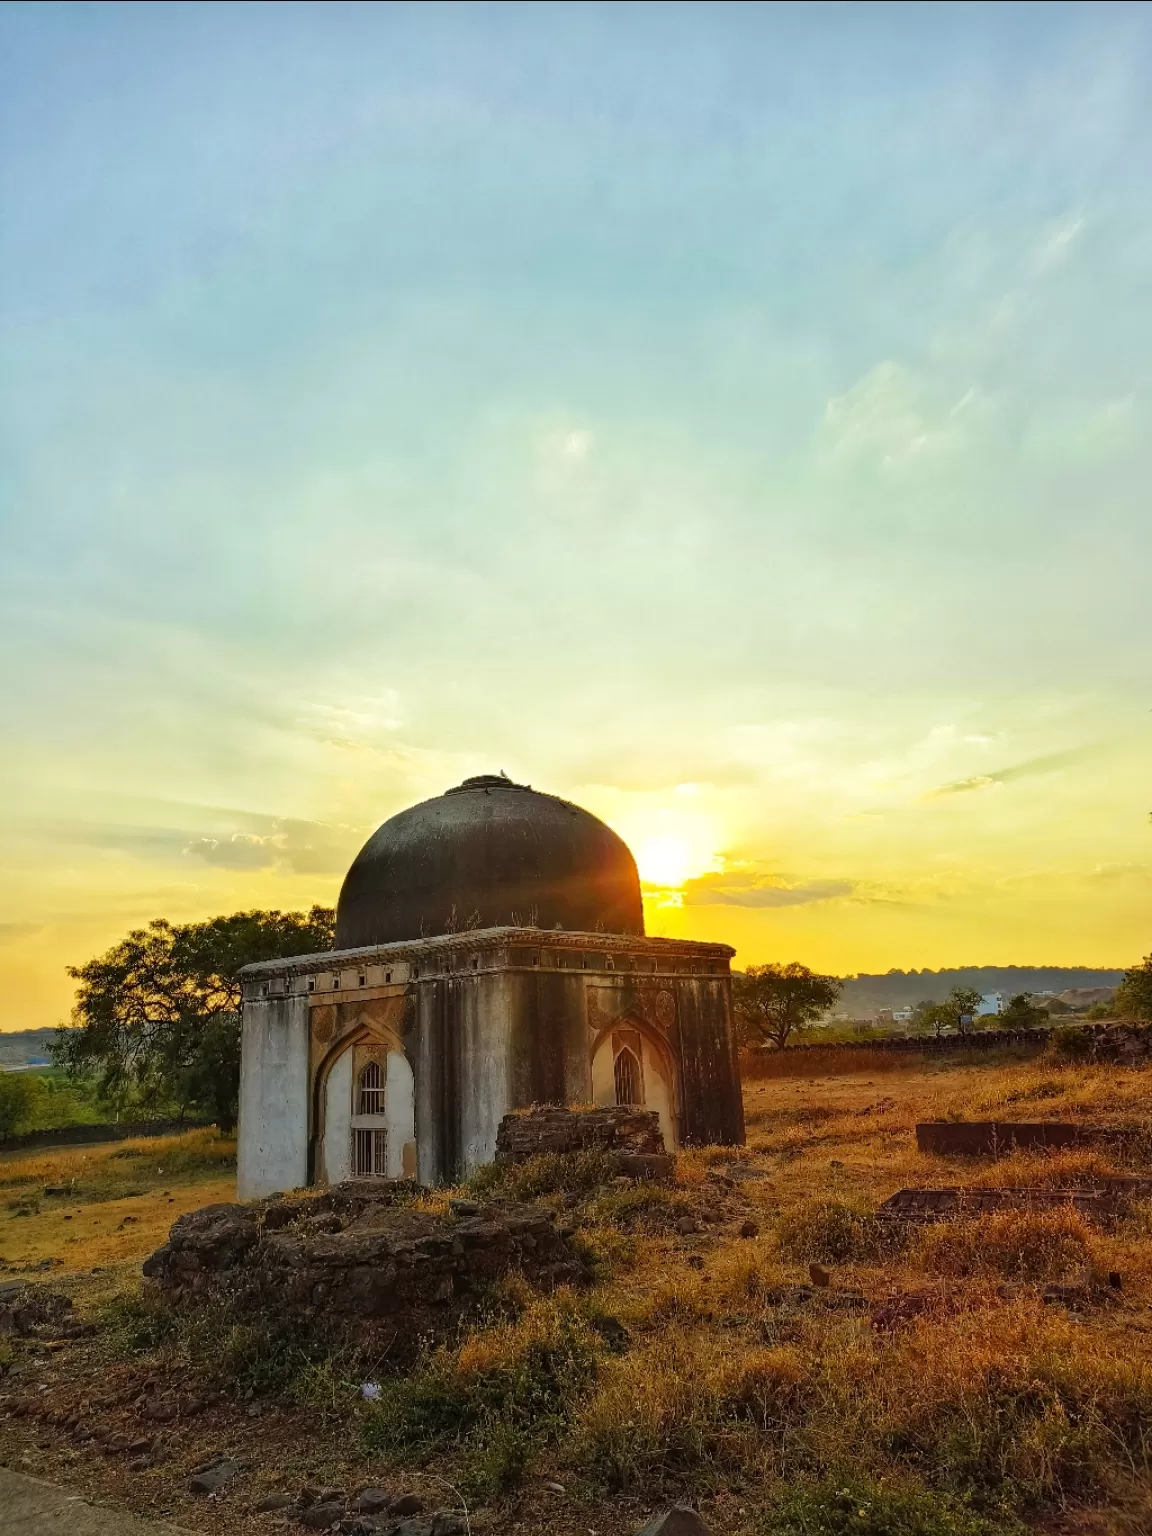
[613,1046,642,1107]
[358,1062,383,1114]
[354,1127,388,1177]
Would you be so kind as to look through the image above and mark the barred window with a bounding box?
[358,1061,384,1115]
[613,1046,642,1107]
[354,1127,387,1177]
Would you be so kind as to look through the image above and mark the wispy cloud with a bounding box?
[924,745,1101,799]
[822,361,978,472]
[683,871,855,909]
[0,923,42,945]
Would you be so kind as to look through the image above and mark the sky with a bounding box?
[1,1,1150,1032]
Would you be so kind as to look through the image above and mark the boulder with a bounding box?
[189,1457,241,1495]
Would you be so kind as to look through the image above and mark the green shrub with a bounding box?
[1047,1026,1094,1063]
[467,1149,617,1202]
[764,1478,1019,1536]
[776,1198,906,1265]
[361,1296,601,1496]
[0,1073,40,1139]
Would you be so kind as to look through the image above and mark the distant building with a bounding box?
[976,992,1004,1017]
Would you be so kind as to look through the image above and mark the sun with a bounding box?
[636,834,696,888]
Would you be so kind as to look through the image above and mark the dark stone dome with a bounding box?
[335,774,645,948]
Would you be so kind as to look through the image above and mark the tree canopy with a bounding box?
[55,906,335,1131]
[998,992,1049,1028]
[1114,955,1152,1022]
[909,985,986,1036]
[732,962,842,1050]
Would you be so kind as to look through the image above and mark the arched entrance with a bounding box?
[591,1020,678,1150]
[319,1043,415,1183]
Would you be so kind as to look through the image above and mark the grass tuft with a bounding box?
[913,1209,1095,1281]
[776,1196,907,1265]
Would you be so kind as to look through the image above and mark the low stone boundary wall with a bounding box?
[916,1121,1082,1156]
[878,1179,1152,1224]
[0,1118,213,1153]
[772,1029,1056,1057]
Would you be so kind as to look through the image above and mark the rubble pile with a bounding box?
[143,1181,588,1321]
[495,1104,673,1179]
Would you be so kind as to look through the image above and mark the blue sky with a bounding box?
[2,2,1150,1028]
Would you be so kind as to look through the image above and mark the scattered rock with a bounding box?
[739,1220,759,1238]
[590,1314,630,1350]
[128,1456,154,1473]
[391,1494,425,1516]
[189,1458,241,1495]
[356,1490,391,1515]
[0,1283,73,1338]
[256,1493,297,1513]
[299,1501,345,1529]
[431,1514,468,1536]
[808,1263,831,1287]
[675,1216,698,1236]
[127,1437,154,1455]
[449,1199,481,1217]
[103,1434,132,1454]
[635,1508,710,1536]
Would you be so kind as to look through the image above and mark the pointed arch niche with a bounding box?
[316,1024,415,1184]
[591,1017,678,1150]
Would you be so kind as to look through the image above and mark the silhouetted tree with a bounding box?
[733,962,842,1050]
[55,907,335,1131]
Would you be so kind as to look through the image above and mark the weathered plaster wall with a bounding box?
[384,1049,415,1178]
[675,977,745,1146]
[322,1048,353,1185]
[237,994,310,1199]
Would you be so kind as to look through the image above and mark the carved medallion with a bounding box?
[311,1006,336,1045]
[654,989,676,1028]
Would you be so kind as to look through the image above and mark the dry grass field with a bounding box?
[2,1053,1151,1536]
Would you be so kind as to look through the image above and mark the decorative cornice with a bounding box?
[239,924,734,980]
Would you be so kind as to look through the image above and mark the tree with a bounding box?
[997,992,1048,1028]
[1114,956,1152,1022]
[908,987,984,1036]
[909,999,949,1037]
[55,907,335,1131]
[732,962,842,1050]
[940,986,984,1035]
[0,1073,40,1140]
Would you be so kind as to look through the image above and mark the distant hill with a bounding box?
[0,1027,61,1069]
[838,967,1125,1014]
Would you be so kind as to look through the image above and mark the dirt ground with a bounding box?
[1,1055,1150,1535]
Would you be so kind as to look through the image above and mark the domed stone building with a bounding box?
[237,775,744,1198]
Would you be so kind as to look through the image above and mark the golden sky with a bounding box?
[2,5,1150,1030]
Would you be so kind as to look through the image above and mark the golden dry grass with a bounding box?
[5,1057,1152,1534]
[0,1127,235,1274]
